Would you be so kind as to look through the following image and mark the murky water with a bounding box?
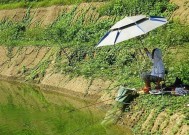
[0,80,132,135]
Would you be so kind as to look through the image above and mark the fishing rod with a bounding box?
[44,35,72,65]
[65,93,132,113]
[65,93,185,135]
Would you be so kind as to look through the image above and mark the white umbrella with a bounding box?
[97,15,168,47]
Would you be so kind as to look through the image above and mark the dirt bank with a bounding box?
[0,3,103,27]
[0,1,189,25]
[170,0,189,24]
[122,109,189,135]
[0,46,116,101]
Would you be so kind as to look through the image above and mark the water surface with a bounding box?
[0,80,132,135]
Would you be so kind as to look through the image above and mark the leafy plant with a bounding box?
[0,1,189,88]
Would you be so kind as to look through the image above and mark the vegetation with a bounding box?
[98,0,177,17]
[0,1,189,134]
[131,94,189,134]
[1,0,188,88]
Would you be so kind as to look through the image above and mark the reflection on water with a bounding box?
[0,80,132,135]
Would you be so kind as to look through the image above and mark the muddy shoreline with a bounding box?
[0,74,102,103]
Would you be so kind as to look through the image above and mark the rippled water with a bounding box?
[0,80,132,135]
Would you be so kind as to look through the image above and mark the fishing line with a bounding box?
[65,93,131,114]
[66,97,173,135]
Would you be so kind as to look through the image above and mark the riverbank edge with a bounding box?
[0,46,117,103]
[0,74,100,102]
[0,46,189,135]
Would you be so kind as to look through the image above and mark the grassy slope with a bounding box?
[0,0,188,88]
[0,1,189,134]
[127,94,189,134]
[0,2,188,90]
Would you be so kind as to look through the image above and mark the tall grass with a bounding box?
[98,0,177,17]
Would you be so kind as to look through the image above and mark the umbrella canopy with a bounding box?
[97,15,167,47]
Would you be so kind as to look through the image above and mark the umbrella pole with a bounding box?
[135,48,147,88]
[135,39,147,86]
[135,49,142,73]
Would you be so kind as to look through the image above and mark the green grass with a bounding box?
[132,94,189,134]
[0,1,27,9]
[0,1,189,88]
